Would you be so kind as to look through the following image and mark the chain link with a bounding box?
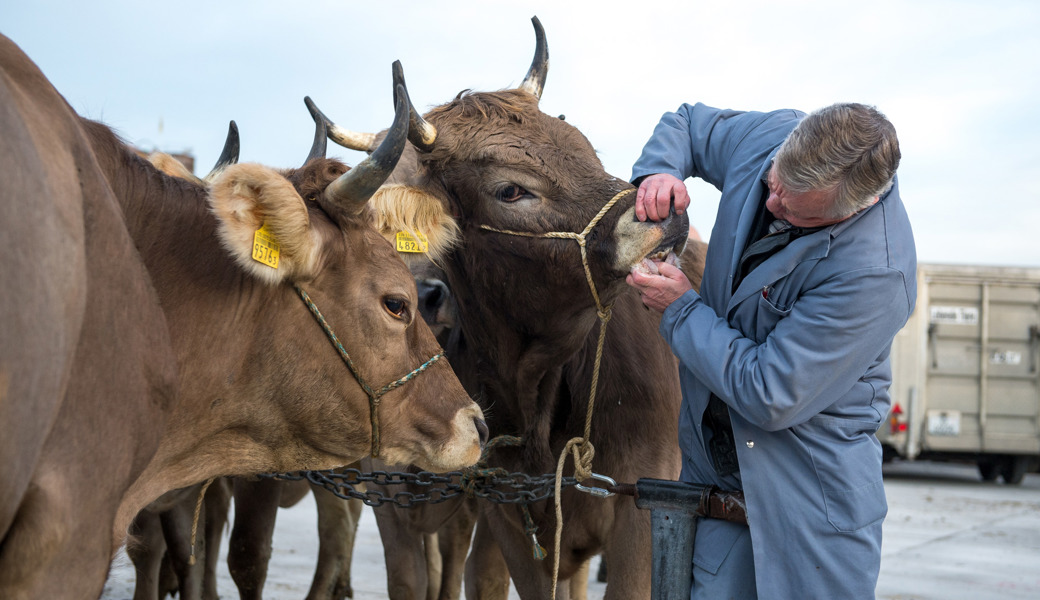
[257,468,579,508]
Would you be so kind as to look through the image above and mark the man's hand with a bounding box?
[635,173,690,222]
[626,260,693,313]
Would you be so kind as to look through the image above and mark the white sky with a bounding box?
[3,0,1039,267]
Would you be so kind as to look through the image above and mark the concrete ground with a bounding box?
[100,461,1040,599]
[877,461,1040,599]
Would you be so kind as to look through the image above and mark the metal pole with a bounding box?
[632,479,711,600]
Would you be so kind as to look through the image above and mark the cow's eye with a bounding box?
[383,297,408,320]
[496,184,529,203]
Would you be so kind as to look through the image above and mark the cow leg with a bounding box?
[127,511,166,600]
[473,502,588,600]
[305,484,362,600]
[424,533,443,600]
[433,499,477,600]
[600,496,651,600]
[568,558,590,600]
[159,489,205,600]
[227,478,283,600]
[202,479,231,600]
[158,553,179,599]
[372,502,429,600]
[463,511,511,600]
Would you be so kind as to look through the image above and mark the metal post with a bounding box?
[632,479,711,600]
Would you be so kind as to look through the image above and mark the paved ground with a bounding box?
[101,461,1040,599]
[876,462,1040,599]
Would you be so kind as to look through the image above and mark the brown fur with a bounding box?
[0,34,483,600]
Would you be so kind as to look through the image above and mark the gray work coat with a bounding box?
[631,103,917,599]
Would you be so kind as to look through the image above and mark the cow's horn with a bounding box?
[392,60,437,153]
[307,97,377,152]
[303,96,328,164]
[518,16,549,100]
[320,83,409,219]
[204,120,240,182]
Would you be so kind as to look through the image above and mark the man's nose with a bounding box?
[765,193,781,214]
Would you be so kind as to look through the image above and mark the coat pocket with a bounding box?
[803,416,888,532]
[754,290,793,342]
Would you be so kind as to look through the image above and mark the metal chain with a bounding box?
[257,468,579,508]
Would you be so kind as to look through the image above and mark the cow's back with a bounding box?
[0,33,177,598]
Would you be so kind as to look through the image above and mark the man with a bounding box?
[626,102,916,599]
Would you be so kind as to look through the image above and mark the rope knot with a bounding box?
[458,434,524,497]
[562,437,596,483]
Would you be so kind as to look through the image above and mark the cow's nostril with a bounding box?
[474,418,489,448]
[417,279,450,324]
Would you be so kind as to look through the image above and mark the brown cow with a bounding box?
[137,111,369,600]
[312,17,705,599]
[0,33,486,600]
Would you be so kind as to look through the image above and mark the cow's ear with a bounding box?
[369,184,460,264]
[207,163,322,284]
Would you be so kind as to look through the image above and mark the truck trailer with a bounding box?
[878,263,1040,483]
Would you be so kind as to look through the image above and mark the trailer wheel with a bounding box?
[1000,456,1030,485]
[978,460,1000,482]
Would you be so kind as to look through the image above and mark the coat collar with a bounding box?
[726,230,831,312]
[724,179,888,313]
[728,150,780,279]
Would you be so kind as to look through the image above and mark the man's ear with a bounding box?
[368,183,460,265]
[207,163,322,284]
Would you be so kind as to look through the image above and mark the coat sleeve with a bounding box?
[630,103,793,190]
[659,266,914,431]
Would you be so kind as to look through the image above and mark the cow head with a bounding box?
[311,18,688,349]
[152,88,487,474]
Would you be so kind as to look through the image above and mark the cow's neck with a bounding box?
[445,251,617,471]
[80,121,332,537]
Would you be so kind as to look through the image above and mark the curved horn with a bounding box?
[392,60,437,153]
[303,96,328,164]
[307,96,377,152]
[518,16,548,100]
[204,120,240,181]
[320,83,409,220]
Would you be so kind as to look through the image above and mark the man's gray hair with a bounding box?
[774,103,901,220]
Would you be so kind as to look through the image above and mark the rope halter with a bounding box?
[479,187,632,325]
[294,284,445,458]
[478,186,634,599]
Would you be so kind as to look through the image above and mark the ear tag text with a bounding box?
[395,231,429,253]
[252,222,281,269]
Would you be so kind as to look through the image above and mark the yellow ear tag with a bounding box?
[252,222,281,269]
[395,231,429,253]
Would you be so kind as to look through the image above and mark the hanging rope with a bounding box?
[480,187,633,599]
[187,477,216,566]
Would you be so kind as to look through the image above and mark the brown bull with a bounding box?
[0,33,486,600]
[313,17,705,599]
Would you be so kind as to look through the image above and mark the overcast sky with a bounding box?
[3,0,1038,267]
